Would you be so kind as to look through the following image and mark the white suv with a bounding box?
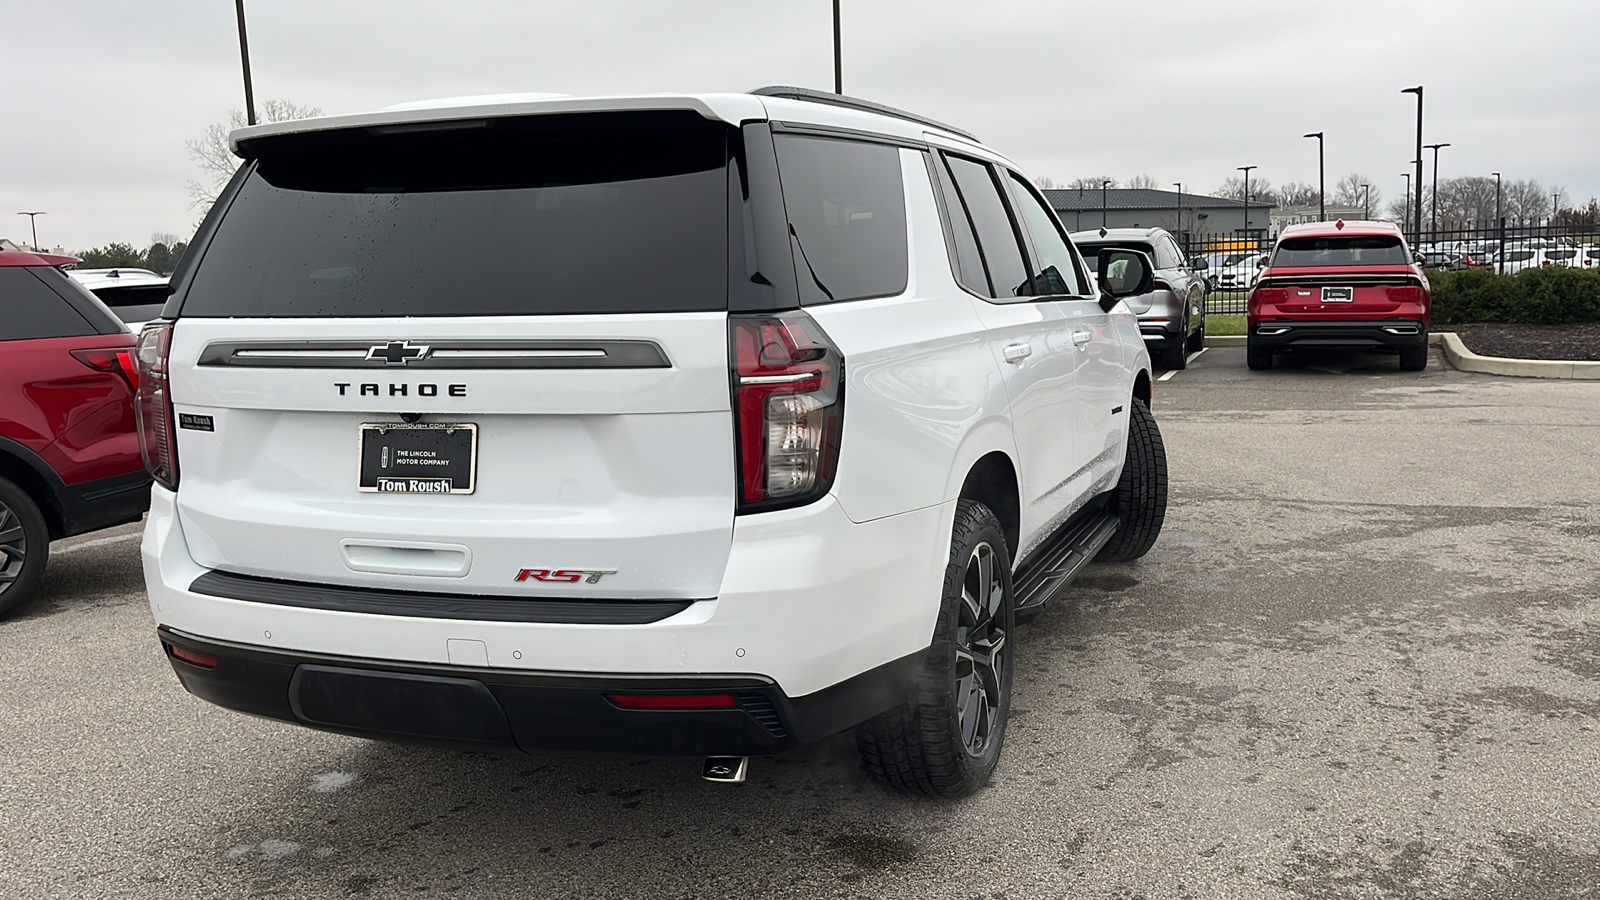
[137,87,1167,796]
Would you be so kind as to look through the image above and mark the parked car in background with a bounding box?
[0,250,152,617]
[1582,245,1600,268]
[1491,248,1572,273]
[68,268,170,329]
[1071,226,1206,370]
[1215,252,1268,292]
[1247,221,1431,371]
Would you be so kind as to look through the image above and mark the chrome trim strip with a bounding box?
[739,372,818,385]
[198,339,670,369]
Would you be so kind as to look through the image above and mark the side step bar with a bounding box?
[1011,513,1119,623]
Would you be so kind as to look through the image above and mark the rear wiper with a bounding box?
[788,224,835,302]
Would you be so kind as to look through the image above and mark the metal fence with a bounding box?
[1174,222,1600,316]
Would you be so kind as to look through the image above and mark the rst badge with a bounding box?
[515,568,617,585]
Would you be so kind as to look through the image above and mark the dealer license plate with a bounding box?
[1321,286,1353,303]
[357,423,478,494]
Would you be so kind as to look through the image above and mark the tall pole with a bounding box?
[1173,182,1183,239]
[1425,142,1450,242]
[832,0,842,94]
[1303,132,1324,221]
[1238,165,1257,248]
[1402,86,1424,245]
[1493,172,1502,274]
[17,211,45,251]
[1101,181,1111,228]
[234,0,257,125]
[1361,184,1370,220]
[1401,173,1410,232]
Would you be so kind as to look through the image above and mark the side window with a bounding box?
[927,153,991,297]
[1157,237,1184,270]
[0,268,95,342]
[773,135,908,305]
[943,155,1032,300]
[1003,171,1089,297]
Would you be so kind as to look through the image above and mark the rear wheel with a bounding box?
[1246,338,1273,370]
[856,499,1013,797]
[1096,399,1168,562]
[0,477,50,619]
[1399,339,1428,371]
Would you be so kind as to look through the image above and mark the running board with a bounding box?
[1012,513,1119,622]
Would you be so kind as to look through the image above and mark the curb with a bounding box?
[1202,332,1599,380]
[1437,332,1600,380]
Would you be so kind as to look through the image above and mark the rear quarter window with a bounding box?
[0,268,96,341]
[179,111,731,317]
[773,136,908,305]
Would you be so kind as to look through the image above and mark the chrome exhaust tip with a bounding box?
[701,756,748,783]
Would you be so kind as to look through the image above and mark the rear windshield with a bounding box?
[1271,235,1409,267]
[181,112,730,317]
[1074,242,1155,266]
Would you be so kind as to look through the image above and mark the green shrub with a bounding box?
[1428,267,1600,324]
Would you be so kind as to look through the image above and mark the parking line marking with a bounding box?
[1158,347,1207,382]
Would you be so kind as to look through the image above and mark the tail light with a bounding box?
[729,311,843,513]
[70,347,139,393]
[134,322,179,490]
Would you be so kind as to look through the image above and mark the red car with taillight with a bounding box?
[0,249,153,616]
[1247,221,1432,371]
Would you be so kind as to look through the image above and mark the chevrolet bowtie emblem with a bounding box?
[367,341,431,365]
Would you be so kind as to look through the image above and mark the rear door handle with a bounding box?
[1071,330,1092,346]
[1002,343,1032,364]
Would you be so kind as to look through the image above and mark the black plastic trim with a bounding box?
[155,626,925,756]
[1251,320,1428,352]
[59,470,152,537]
[750,86,979,141]
[195,339,670,370]
[188,570,698,625]
[729,122,802,313]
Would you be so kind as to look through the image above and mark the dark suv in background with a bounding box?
[0,250,152,616]
[1071,227,1207,370]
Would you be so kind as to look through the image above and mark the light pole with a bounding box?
[1101,180,1111,228]
[234,0,257,124]
[1173,182,1184,241]
[832,0,842,94]
[16,211,45,251]
[1402,86,1424,244]
[1401,172,1411,234]
[1238,165,1257,247]
[1492,172,1503,273]
[1303,132,1325,221]
[1361,184,1370,220]
[1425,142,1450,242]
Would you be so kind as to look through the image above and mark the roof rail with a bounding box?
[749,86,979,142]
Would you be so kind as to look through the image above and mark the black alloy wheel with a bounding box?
[954,540,1008,757]
[0,477,50,618]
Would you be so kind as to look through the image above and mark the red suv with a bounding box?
[1247,221,1431,371]
[0,250,152,616]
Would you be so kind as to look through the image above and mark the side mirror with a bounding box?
[1096,248,1155,311]
[1190,257,1209,270]
[1413,252,1426,265]
[1256,257,1267,268]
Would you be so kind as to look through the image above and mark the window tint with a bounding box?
[0,268,95,342]
[774,136,908,305]
[944,156,1031,299]
[1271,235,1410,267]
[928,154,990,296]
[1157,237,1184,270]
[1004,172,1087,296]
[181,112,730,317]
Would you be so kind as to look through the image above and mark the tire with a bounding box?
[0,477,50,619]
[1399,340,1428,371]
[856,499,1014,797]
[1246,337,1273,370]
[1095,399,1168,563]
[1186,310,1206,353]
[1158,342,1187,371]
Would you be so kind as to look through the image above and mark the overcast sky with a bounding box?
[3,0,1598,251]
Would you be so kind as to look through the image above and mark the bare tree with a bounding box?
[1034,175,1060,190]
[1276,181,1321,207]
[1213,176,1277,208]
[1066,176,1119,191]
[1381,197,1409,223]
[187,99,322,213]
[1125,173,1159,190]
[1333,173,1381,212]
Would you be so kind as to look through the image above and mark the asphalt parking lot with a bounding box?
[5,345,1599,899]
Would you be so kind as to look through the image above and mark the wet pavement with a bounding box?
[3,345,1599,898]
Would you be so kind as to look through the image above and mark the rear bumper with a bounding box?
[144,487,951,751]
[158,626,920,756]
[1249,319,1427,352]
